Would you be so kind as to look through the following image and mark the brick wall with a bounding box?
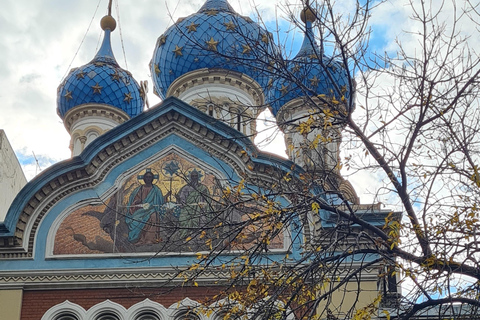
[21,286,225,320]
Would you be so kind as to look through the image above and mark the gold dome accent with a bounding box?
[300,7,316,23]
[100,15,117,31]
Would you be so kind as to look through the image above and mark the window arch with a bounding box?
[41,301,86,320]
[173,310,200,320]
[134,311,161,320]
[54,314,80,320]
[95,312,121,320]
[85,300,126,320]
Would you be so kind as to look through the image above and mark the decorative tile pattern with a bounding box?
[57,30,143,118]
[151,0,276,100]
[270,21,351,115]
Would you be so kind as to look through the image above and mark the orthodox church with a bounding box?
[0,0,391,319]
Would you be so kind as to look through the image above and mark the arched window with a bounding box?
[174,309,200,320]
[208,104,214,117]
[236,112,242,131]
[42,301,86,320]
[134,311,161,320]
[54,314,80,320]
[95,312,121,320]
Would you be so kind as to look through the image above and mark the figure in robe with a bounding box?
[176,169,212,240]
[125,170,165,244]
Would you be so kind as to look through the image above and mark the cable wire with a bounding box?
[61,0,103,82]
[115,0,129,69]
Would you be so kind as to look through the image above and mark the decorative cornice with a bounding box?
[0,264,379,290]
[166,68,265,112]
[63,103,130,133]
[0,268,232,290]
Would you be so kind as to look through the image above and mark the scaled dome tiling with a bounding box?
[270,21,351,116]
[151,0,277,99]
[57,28,143,119]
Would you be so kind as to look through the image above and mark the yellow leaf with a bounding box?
[382,310,391,320]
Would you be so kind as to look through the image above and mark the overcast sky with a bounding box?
[0,0,292,180]
[0,0,450,203]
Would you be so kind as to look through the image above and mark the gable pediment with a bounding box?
[0,97,299,261]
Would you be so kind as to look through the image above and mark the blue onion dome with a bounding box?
[57,15,144,119]
[150,0,278,99]
[270,8,351,117]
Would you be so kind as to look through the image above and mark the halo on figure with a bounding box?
[184,168,205,183]
[137,168,159,185]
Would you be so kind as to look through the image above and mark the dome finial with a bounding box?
[296,0,319,57]
[96,0,118,63]
[100,0,117,31]
[300,0,316,23]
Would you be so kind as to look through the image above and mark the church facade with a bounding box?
[0,1,390,319]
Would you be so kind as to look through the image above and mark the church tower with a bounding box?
[150,0,277,139]
[57,13,144,156]
[271,7,358,203]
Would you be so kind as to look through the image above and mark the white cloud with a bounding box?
[0,0,419,200]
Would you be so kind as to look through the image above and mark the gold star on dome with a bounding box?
[261,33,269,44]
[94,62,105,67]
[292,64,301,73]
[124,92,133,103]
[242,16,253,23]
[206,37,219,51]
[111,70,122,82]
[76,71,85,79]
[224,21,236,31]
[341,84,348,93]
[268,60,275,71]
[205,9,218,16]
[64,90,73,100]
[186,22,199,33]
[280,84,289,95]
[92,83,103,94]
[267,78,273,89]
[308,53,318,60]
[242,44,252,54]
[173,45,183,57]
[194,58,199,63]
[158,35,167,47]
[309,75,319,87]
[154,64,161,75]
